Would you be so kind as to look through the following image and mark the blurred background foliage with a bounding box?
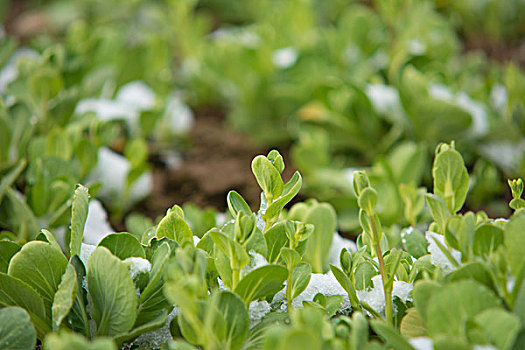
[0,0,524,236]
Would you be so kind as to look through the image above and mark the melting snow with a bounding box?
[249,300,271,326]
[125,257,152,279]
[274,272,349,310]
[409,337,433,350]
[241,251,268,277]
[272,47,298,69]
[356,275,413,316]
[327,233,357,268]
[86,147,152,206]
[131,308,179,348]
[429,84,488,137]
[80,243,96,266]
[425,231,461,274]
[83,199,115,245]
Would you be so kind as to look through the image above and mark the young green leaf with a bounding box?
[156,207,193,245]
[70,184,90,258]
[432,143,469,213]
[425,194,451,233]
[289,263,312,299]
[52,263,77,331]
[251,155,284,202]
[227,191,252,217]
[504,209,525,276]
[216,291,250,350]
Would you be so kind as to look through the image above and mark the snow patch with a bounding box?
[429,84,489,137]
[83,199,115,245]
[409,337,433,350]
[356,275,413,316]
[241,251,268,277]
[272,47,298,69]
[274,272,349,310]
[425,231,461,274]
[80,243,96,267]
[125,257,152,279]
[327,233,357,268]
[86,147,152,206]
[249,300,271,326]
[0,48,39,93]
[131,308,179,348]
[366,84,405,123]
[116,81,156,110]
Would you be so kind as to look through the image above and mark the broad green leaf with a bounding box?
[413,280,441,323]
[264,222,289,263]
[0,272,49,337]
[36,229,61,251]
[473,224,503,256]
[432,144,469,213]
[52,264,77,331]
[370,320,415,350]
[234,265,288,304]
[156,209,193,245]
[444,262,496,292]
[279,329,322,350]
[87,247,137,336]
[251,155,284,201]
[8,241,68,313]
[426,280,500,338]
[227,191,252,217]
[44,332,116,350]
[0,307,36,350]
[473,308,520,350]
[425,194,451,233]
[70,184,90,258]
[400,308,427,338]
[217,291,249,350]
[504,209,525,276]
[0,240,20,273]
[289,263,312,299]
[98,232,146,260]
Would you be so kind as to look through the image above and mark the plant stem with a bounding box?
[232,267,240,290]
[286,267,293,313]
[370,214,393,325]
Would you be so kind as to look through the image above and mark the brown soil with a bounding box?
[463,36,525,68]
[135,108,298,221]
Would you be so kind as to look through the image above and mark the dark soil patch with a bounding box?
[463,36,525,68]
[135,108,298,221]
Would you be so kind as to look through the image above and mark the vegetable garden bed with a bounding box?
[1,0,525,349]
